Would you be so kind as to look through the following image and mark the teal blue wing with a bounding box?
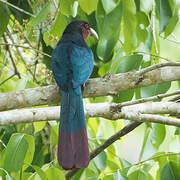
[70,44,94,89]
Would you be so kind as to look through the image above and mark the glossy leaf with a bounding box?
[4,133,28,172]
[160,161,180,180]
[96,0,122,61]
[78,0,98,15]
[122,0,137,53]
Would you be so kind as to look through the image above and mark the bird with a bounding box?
[51,20,98,170]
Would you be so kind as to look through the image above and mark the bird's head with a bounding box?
[81,22,98,40]
[64,20,98,40]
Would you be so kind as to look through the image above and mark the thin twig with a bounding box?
[0,0,35,17]
[6,27,40,84]
[0,42,51,57]
[118,89,180,107]
[0,73,16,86]
[136,51,173,62]
[160,34,180,45]
[103,152,180,176]
[65,122,142,179]
[148,8,158,54]
[137,62,180,75]
[3,35,21,79]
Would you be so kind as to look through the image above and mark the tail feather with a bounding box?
[58,88,90,170]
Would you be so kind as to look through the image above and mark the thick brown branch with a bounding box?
[0,65,180,111]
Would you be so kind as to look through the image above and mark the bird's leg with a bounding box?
[81,83,86,96]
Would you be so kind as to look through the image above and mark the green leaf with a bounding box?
[141,82,171,98]
[43,11,67,47]
[23,134,35,169]
[60,0,75,17]
[32,165,48,180]
[174,128,180,135]
[45,167,65,180]
[114,172,128,180]
[101,0,121,14]
[4,133,28,172]
[109,48,124,74]
[96,0,122,61]
[78,0,98,15]
[5,174,15,180]
[127,168,148,180]
[93,151,107,171]
[34,121,46,134]
[116,54,143,73]
[0,3,10,37]
[164,7,179,38]
[160,161,180,180]
[136,12,149,45]
[122,0,137,54]
[155,0,172,33]
[140,0,153,13]
[113,89,134,103]
[27,1,51,36]
[150,124,166,149]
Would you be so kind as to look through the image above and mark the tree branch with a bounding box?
[0,102,180,126]
[0,65,180,111]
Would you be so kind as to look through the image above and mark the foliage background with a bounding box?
[0,0,180,179]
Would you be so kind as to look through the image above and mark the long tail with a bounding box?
[58,88,89,170]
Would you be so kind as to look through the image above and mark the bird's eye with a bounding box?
[82,22,90,30]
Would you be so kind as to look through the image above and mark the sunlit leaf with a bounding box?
[78,0,98,15]
[34,121,46,134]
[140,0,153,13]
[45,167,65,180]
[93,151,107,171]
[60,0,75,17]
[101,0,121,14]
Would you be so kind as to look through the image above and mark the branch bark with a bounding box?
[1,102,180,127]
[1,65,180,111]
